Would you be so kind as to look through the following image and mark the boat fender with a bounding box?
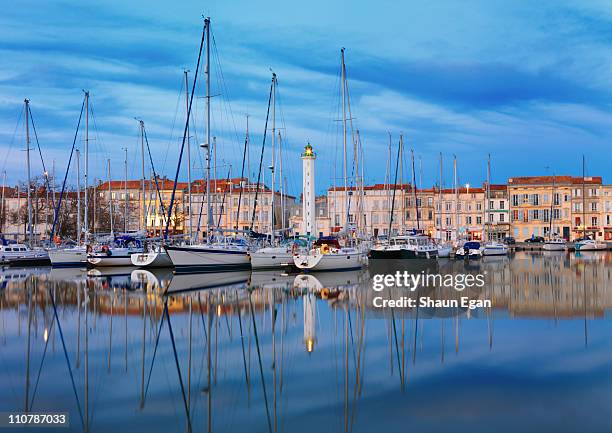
[291,243,298,255]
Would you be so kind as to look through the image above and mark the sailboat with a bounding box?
[482,155,508,256]
[88,159,143,266]
[164,18,251,273]
[292,48,368,271]
[543,174,566,251]
[5,99,50,266]
[49,92,90,267]
[130,121,173,268]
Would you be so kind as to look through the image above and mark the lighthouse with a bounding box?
[301,143,316,236]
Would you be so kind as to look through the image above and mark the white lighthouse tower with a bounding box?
[301,143,316,236]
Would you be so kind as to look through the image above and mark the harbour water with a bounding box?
[1,251,611,433]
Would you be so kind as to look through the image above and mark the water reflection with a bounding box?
[0,252,611,433]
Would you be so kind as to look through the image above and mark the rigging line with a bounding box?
[215,168,231,229]
[211,34,241,146]
[1,108,23,174]
[143,126,168,226]
[49,289,85,430]
[249,78,274,231]
[143,301,166,402]
[164,301,194,433]
[235,120,249,229]
[164,20,207,239]
[390,308,404,387]
[388,137,402,237]
[49,98,85,241]
[27,106,56,211]
[29,317,55,409]
[161,76,185,177]
[248,292,273,433]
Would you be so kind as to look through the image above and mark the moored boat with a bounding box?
[455,241,483,258]
[542,237,566,251]
[165,238,251,273]
[482,241,508,256]
[369,234,438,260]
[575,239,607,251]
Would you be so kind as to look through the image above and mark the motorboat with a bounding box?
[542,237,566,251]
[455,241,483,258]
[368,234,438,260]
[482,241,508,256]
[575,239,607,251]
[0,243,50,266]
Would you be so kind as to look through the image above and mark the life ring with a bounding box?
[320,244,330,254]
[320,287,330,299]
[53,235,61,246]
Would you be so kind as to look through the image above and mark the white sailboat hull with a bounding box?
[49,247,87,267]
[130,251,173,268]
[165,245,250,273]
[576,241,607,251]
[250,247,294,269]
[293,249,366,271]
[88,247,143,267]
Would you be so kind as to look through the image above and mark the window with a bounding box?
[591,202,598,211]
[553,209,560,220]
[543,209,550,222]
[500,213,505,222]
[428,210,433,220]
[477,216,482,225]
[511,195,519,206]
[592,217,598,226]
[553,193,560,205]
[489,200,494,210]
[476,203,482,211]
[427,197,433,206]
[488,213,493,223]
[466,216,472,225]
[500,201,505,210]
[445,202,451,211]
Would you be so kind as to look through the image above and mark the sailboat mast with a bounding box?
[270,73,276,243]
[139,120,146,232]
[83,91,89,239]
[107,159,114,235]
[278,130,285,234]
[582,155,586,239]
[205,17,212,237]
[411,148,420,230]
[76,149,81,242]
[124,147,128,232]
[439,152,443,238]
[341,48,348,230]
[486,154,491,242]
[24,99,33,245]
[549,172,555,238]
[184,69,193,240]
[453,155,458,241]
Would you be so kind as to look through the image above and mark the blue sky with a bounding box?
[1,0,611,195]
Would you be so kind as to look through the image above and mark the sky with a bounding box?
[0,0,611,196]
